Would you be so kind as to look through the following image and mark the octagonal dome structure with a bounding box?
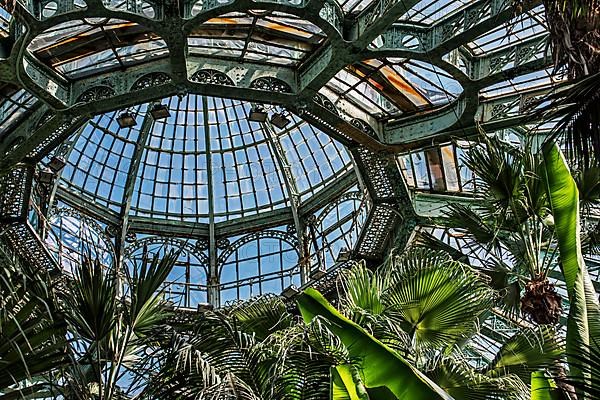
[58,94,353,223]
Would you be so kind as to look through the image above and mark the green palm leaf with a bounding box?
[530,371,561,400]
[560,343,600,398]
[484,327,563,383]
[381,249,494,351]
[297,288,454,400]
[128,249,178,338]
[225,294,294,341]
[64,257,117,343]
[427,358,528,400]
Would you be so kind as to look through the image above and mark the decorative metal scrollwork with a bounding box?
[190,69,234,86]
[315,191,363,226]
[124,236,209,265]
[0,165,33,222]
[195,238,209,251]
[286,224,296,235]
[250,77,292,93]
[51,207,116,253]
[77,86,115,103]
[350,118,375,136]
[216,237,231,249]
[105,224,118,237]
[217,230,299,265]
[304,214,317,225]
[313,93,338,115]
[131,72,172,91]
[125,232,137,243]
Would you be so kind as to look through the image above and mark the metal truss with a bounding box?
[0,0,558,299]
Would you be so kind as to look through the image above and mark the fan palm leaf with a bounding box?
[224,295,294,341]
[380,249,495,352]
[296,288,454,400]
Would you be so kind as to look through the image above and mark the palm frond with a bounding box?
[559,342,600,399]
[223,294,293,341]
[484,326,564,383]
[128,248,178,338]
[381,249,495,352]
[64,256,117,343]
[536,72,600,167]
[427,357,529,400]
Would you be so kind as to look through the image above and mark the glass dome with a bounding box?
[58,94,353,223]
[0,0,584,385]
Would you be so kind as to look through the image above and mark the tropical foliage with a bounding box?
[543,144,600,399]
[0,245,179,400]
[443,135,563,324]
[0,246,69,400]
[0,233,570,400]
[540,0,600,165]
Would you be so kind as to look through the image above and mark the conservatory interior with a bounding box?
[0,0,599,398]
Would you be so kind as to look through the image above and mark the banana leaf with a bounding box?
[543,144,600,396]
[330,365,365,400]
[530,371,561,400]
[297,288,453,400]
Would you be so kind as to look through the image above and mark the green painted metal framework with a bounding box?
[0,0,558,325]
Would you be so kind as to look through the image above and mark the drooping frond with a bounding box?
[427,357,529,400]
[484,326,564,383]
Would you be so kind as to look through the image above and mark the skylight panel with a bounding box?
[468,5,547,55]
[0,4,11,37]
[28,19,168,79]
[0,88,36,136]
[188,11,324,66]
[400,0,473,24]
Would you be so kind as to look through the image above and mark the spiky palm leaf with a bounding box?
[0,248,69,399]
[483,327,564,383]
[55,249,177,400]
[145,296,334,400]
[560,343,600,399]
[426,358,528,400]
[537,73,600,167]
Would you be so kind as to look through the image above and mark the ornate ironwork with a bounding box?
[190,69,235,86]
[35,110,54,130]
[125,232,137,243]
[131,72,172,91]
[217,230,299,265]
[350,118,375,136]
[0,164,33,223]
[77,86,116,103]
[315,191,363,226]
[105,224,118,237]
[124,236,209,264]
[313,93,338,115]
[216,237,231,250]
[26,116,86,159]
[195,238,209,251]
[250,77,292,93]
[50,207,117,255]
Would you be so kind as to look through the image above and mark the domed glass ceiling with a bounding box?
[58,94,352,223]
[0,0,588,377]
